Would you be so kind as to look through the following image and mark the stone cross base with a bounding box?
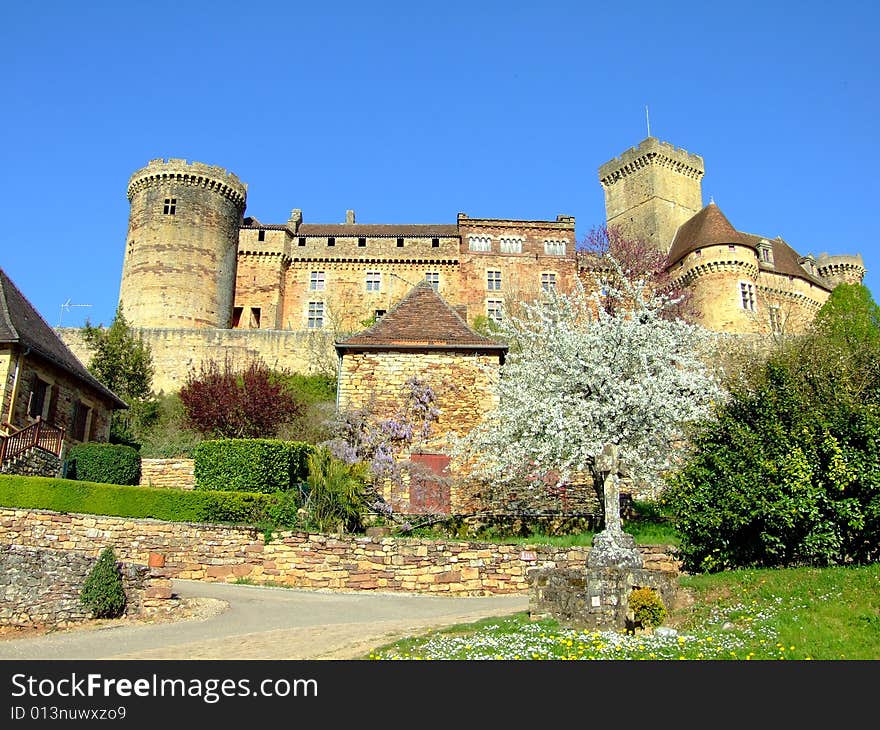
[587,528,644,570]
[527,565,678,631]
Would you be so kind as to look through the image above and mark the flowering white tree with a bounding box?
[450,260,726,502]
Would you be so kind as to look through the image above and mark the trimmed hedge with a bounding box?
[0,474,299,527]
[193,439,315,493]
[67,443,141,486]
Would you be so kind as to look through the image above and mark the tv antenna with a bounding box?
[57,298,93,327]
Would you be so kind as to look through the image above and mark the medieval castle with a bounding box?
[62,136,866,394]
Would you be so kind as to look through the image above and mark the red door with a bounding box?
[408,453,451,514]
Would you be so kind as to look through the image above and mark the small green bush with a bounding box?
[194,439,314,493]
[80,547,126,618]
[302,447,370,533]
[628,587,667,628]
[0,474,300,528]
[67,443,141,485]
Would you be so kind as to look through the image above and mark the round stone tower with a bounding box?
[119,158,247,329]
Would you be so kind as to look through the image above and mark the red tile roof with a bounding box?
[335,280,507,352]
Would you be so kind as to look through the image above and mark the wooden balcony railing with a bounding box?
[0,417,64,467]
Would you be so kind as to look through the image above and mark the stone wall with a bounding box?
[59,327,330,395]
[139,458,195,490]
[0,508,679,596]
[0,543,176,628]
[0,447,61,478]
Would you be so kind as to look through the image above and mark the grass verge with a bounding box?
[367,563,880,660]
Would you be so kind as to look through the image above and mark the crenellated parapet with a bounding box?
[127,158,247,212]
[669,258,759,289]
[599,137,704,188]
[816,253,866,287]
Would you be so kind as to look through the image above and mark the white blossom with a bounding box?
[450,259,726,494]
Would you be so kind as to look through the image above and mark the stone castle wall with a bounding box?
[0,508,679,596]
[59,326,332,395]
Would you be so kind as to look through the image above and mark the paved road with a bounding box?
[0,580,528,660]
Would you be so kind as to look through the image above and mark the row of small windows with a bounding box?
[467,236,568,256]
[297,236,442,248]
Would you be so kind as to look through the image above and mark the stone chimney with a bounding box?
[288,208,302,230]
[346,209,356,224]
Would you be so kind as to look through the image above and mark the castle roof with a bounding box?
[738,232,831,290]
[335,280,508,354]
[0,269,127,409]
[297,223,459,238]
[667,202,751,265]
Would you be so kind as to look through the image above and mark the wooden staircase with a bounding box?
[0,417,64,470]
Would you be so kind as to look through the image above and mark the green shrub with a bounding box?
[194,439,314,493]
[80,547,126,619]
[0,474,300,528]
[67,443,141,485]
[628,587,666,628]
[302,447,370,533]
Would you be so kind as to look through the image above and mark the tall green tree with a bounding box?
[664,283,880,572]
[82,303,156,444]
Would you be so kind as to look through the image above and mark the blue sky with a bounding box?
[2,1,877,328]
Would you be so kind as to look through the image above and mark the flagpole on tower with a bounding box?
[646,105,651,138]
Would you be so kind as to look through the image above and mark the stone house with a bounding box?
[0,268,127,471]
[334,280,507,514]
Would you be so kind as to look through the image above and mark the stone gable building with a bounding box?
[59,136,865,394]
[0,269,126,472]
[335,280,507,513]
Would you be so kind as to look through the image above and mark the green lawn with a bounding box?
[367,563,880,660]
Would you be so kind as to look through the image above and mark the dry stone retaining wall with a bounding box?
[0,543,176,628]
[0,508,678,596]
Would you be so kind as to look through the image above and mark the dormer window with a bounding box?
[757,239,774,265]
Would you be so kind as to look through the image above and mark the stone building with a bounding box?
[0,268,126,469]
[335,280,507,513]
[58,135,865,394]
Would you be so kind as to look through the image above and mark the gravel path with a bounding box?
[0,580,528,660]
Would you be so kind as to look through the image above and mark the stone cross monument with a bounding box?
[587,443,643,569]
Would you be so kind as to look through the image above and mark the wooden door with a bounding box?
[408,452,451,514]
